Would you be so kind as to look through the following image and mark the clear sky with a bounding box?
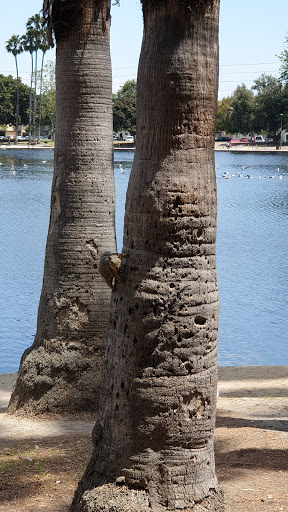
[0,0,287,99]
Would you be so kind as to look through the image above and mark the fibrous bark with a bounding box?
[8,0,115,416]
[71,0,223,510]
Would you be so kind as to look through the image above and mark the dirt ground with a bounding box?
[0,366,287,512]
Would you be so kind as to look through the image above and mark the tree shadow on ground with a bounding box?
[216,414,288,432]
[215,443,288,483]
[218,386,288,398]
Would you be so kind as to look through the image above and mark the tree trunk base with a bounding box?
[7,344,105,417]
[70,482,224,512]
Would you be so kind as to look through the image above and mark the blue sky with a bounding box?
[0,0,287,98]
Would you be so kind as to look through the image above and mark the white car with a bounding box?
[126,135,134,142]
[254,136,265,143]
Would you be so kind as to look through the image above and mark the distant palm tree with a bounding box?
[37,26,51,141]
[5,35,23,142]
[21,30,35,142]
[26,14,42,142]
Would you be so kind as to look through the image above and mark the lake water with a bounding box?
[0,148,287,373]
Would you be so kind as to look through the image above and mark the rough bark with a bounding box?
[71,0,223,510]
[8,0,115,416]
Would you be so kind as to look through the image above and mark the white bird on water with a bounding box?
[119,164,124,172]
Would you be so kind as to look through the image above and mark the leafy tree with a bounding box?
[228,84,255,134]
[278,36,288,82]
[0,74,29,126]
[216,96,232,133]
[5,35,23,141]
[40,61,56,139]
[253,74,285,137]
[112,79,136,135]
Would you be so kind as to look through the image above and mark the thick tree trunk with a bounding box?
[8,0,115,416]
[71,0,223,510]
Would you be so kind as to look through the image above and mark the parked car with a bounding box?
[126,135,134,142]
[215,136,231,141]
[240,138,250,143]
[254,135,265,143]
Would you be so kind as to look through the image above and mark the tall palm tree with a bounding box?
[71,0,224,511]
[21,30,35,143]
[26,14,42,142]
[8,0,116,416]
[37,26,51,141]
[5,35,23,142]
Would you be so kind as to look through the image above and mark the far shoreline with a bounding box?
[1,142,288,153]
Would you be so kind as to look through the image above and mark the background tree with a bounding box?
[71,0,223,511]
[0,74,29,126]
[5,35,23,141]
[278,36,288,83]
[37,26,51,141]
[228,84,255,134]
[8,0,116,416]
[21,29,35,141]
[216,96,232,133]
[26,14,42,142]
[253,74,286,138]
[113,79,136,135]
[40,61,56,139]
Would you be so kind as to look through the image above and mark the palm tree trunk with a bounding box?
[32,48,38,142]
[37,51,46,142]
[15,56,20,143]
[28,53,33,142]
[8,0,115,416]
[71,0,223,510]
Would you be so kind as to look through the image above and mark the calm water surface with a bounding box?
[0,148,287,372]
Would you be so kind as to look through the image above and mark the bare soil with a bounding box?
[0,366,287,512]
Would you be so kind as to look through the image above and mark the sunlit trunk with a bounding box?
[71,0,223,511]
[8,0,115,416]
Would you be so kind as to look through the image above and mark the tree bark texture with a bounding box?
[72,0,223,510]
[8,0,116,416]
